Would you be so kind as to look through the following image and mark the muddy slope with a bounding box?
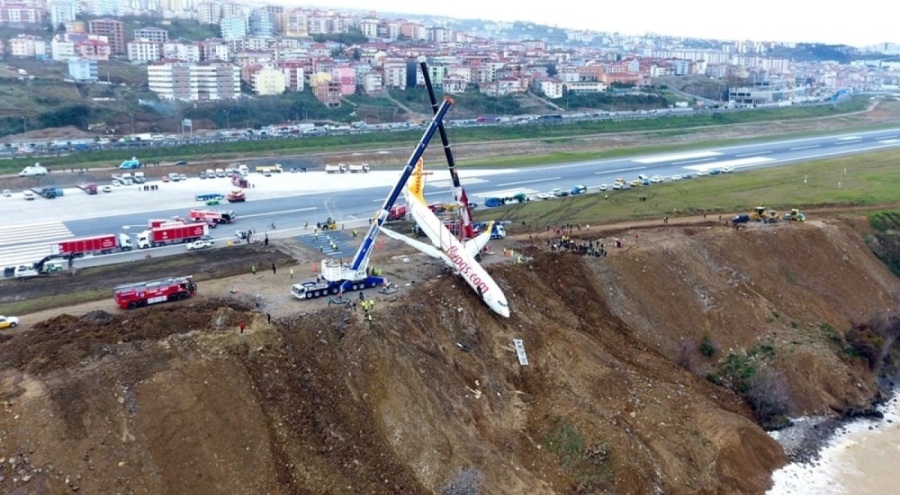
[1,218,897,494]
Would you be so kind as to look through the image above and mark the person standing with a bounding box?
[251,264,257,275]
[239,321,245,334]
[289,268,294,279]
[271,262,276,274]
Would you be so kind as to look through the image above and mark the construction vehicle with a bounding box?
[51,233,132,257]
[318,217,338,230]
[137,223,208,249]
[783,208,806,222]
[348,163,370,173]
[226,189,246,202]
[290,94,455,300]
[325,164,347,174]
[114,276,197,309]
[13,255,70,279]
[751,206,779,223]
[255,164,283,174]
[77,183,98,194]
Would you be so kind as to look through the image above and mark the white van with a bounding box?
[19,163,48,177]
[23,190,35,200]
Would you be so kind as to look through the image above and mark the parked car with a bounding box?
[0,315,19,329]
[215,168,226,177]
[598,184,608,191]
[2,189,11,197]
[536,192,551,200]
[650,175,664,183]
[175,160,188,166]
[23,190,35,200]
[168,172,180,182]
[179,174,187,181]
[161,175,170,183]
[186,240,214,251]
[101,185,113,193]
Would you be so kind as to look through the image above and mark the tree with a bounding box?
[546,63,557,77]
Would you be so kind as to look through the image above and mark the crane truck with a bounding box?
[290,95,456,300]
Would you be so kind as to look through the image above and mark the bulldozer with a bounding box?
[751,206,779,223]
[782,208,806,222]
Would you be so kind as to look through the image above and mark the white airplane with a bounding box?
[379,158,510,318]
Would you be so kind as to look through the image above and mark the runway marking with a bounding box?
[0,243,53,268]
[427,178,487,188]
[0,221,73,247]
[878,139,899,144]
[673,157,717,166]
[837,136,861,141]
[595,166,646,175]
[474,188,539,198]
[682,156,775,171]
[790,145,820,151]
[495,177,560,187]
[239,207,318,219]
[735,151,772,157]
[633,151,722,164]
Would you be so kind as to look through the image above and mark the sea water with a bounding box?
[767,392,900,495]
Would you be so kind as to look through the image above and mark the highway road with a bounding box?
[2,127,899,271]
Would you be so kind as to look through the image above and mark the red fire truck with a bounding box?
[114,276,197,309]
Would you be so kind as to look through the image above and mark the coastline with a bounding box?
[767,391,900,495]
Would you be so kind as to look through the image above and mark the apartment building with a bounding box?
[163,40,200,62]
[283,9,308,37]
[68,58,98,82]
[9,34,46,58]
[331,66,356,95]
[148,60,241,101]
[196,1,221,24]
[87,0,119,16]
[249,8,275,37]
[251,67,286,95]
[277,61,306,91]
[49,0,77,27]
[0,3,43,25]
[198,39,230,61]
[76,39,110,60]
[133,27,168,44]
[220,16,247,40]
[89,19,125,55]
[381,59,407,89]
[50,36,76,61]
[313,78,341,107]
[127,39,161,63]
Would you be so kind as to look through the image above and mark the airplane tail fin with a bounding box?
[408,158,427,204]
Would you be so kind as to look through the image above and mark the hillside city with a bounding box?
[1,0,899,137]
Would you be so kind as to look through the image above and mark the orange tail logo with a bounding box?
[408,158,426,203]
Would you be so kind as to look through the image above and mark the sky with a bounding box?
[304,1,896,48]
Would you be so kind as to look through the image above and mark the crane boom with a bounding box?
[348,96,455,272]
[419,60,476,241]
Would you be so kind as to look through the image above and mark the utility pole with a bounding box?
[224,109,230,130]
[21,116,27,134]
[129,113,135,135]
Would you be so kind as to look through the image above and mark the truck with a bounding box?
[132,172,146,184]
[231,175,249,188]
[118,157,141,169]
[51,233,132,257]
[325,164,347,174]
[226,189,246,202]
[570,185,587,195]
[137,223,208,249]
[114,276,197,310]
[255,164,283,174]
[149,218,186,228]
[77,183,98,195]
[386,205,407,221]
[473,222,507,239]
[290,92,456,301]
[189,209,236,225]
[31,186,64,199]
[19,163,48,177]
[348,163,370,173]
[485,197,504,208]
[112,173,133,185]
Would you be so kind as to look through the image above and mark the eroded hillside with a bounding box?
[1,217,897,495]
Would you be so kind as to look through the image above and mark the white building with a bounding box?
[50,36,76,61]
[148,61,241,101]
[49,0,78,28]
[162,40,200,62]
[68,58,98,82]
[133,27,168,43]
[9,34,47,58]
[196,1,221,24]
[87,0,119,16]
[220,16,247,40]
[127,39,161,63]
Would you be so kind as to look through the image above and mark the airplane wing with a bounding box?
[379,225,451,264]
[464,220,493,258]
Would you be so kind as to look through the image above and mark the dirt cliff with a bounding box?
[1,217,897,494]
